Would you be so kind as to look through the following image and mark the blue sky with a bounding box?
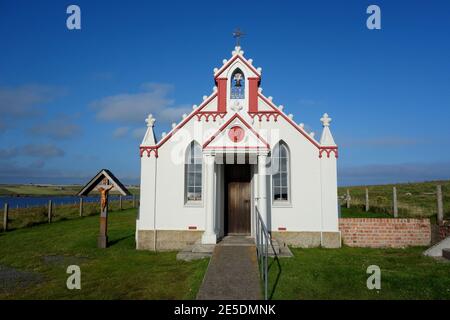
[0,0,449,186]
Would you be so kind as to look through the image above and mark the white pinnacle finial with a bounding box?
[145,114,156,127]
[171,123,177,129]
[320,113,332,127]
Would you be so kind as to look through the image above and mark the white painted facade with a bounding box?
[136,46,340,250]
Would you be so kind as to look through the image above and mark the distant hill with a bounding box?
[0,184,140,197]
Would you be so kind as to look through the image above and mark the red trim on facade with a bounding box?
[217,78,227,112]
[248,111,279,122]
[319,146,338,158]
[258,94,321,149]
[278,227,287,231]
[188,226,197,230]
[214,55,261,80]
[202,113,270,150]
[139,146,159,158]
[203,146,266,150]
[248,77,259,113]
[196,112,227,122]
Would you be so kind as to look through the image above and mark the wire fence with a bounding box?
[1,196,139,232]
[338,182,450,221]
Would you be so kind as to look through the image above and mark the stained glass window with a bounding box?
[230,69,245,99]
[272,142,290,201]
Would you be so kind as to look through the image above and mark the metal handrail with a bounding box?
[255,205,275,300]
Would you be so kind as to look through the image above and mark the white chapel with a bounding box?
[136,46,340,250]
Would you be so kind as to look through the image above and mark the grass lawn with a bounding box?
[0,208,209,299]
[338,180,450,219]
[268,247,450,300]
[340,206,392,218]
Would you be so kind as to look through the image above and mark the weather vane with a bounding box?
[232,28,245,46]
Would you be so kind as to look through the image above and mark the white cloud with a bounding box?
[0,144,65,159]
[0,84,66,118]
[113,126,130,138]
[91,83,191,125]
[30,115,81,140]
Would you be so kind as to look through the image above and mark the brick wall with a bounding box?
[339,218,431,248]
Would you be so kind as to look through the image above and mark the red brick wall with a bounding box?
[339,218,431,248]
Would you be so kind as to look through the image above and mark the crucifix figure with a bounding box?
[98,185,114,212]
[232,28,245,46]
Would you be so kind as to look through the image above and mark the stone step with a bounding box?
[192,244,215,253]
[424,236,450,257]
[269,238,293,258]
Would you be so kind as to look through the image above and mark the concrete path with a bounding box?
[196,236,261,300]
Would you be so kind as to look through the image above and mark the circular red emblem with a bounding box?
[228,126,245,143]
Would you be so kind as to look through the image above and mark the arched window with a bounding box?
[272,142,290,202]
[185,142,202,202]
[230,68,245,99]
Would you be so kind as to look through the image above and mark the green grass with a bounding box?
[268,247,450,300]
[340,207,392,218]
[1,199,136,231]
[338,180,450,219]
[0,184,140,196]
[0,209,209,299]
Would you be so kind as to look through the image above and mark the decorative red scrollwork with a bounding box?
[319,147,338,159]
[248,111,280,122]
[228,126,245,143]
[196,112,227,122]
[140,146,159,158]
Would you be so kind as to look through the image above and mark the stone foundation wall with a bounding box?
[339,218,431,248]
[272,231,341,248]
[136,230,202,251]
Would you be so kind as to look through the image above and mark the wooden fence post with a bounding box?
[79,198,83,217]
[365,188,369,212]
[393,187,398,218]
[437,185,444,225]
[48,200,52,223]
[119,195,122,210]
[346,189,350,209]
[3,203,8,232]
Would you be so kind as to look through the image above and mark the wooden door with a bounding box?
[227,182,251,234]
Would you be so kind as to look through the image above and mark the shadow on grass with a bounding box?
[268,254,282,300]
[108,233,134,246]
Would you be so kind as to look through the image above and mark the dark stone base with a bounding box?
[98,235,108,248]
[443,248,450,260]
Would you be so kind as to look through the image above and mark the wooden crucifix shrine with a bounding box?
[78,169,131,248]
